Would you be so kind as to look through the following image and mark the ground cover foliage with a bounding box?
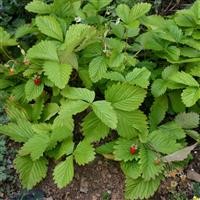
[0,0,199,199]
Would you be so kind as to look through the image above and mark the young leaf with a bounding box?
[89,56,107,83]
[36,16,63,41]
[73,141,95,165]
[53,155,74,188]
[19,133,49,161]
[61,86,95,103]
[43,61,72,89]
[82,112,110,142]
[105,83,146,111]
[92,100,118,129]
[125,177,161,200]
[27,40,59,62]
[14,156,48,189]
[25,79,44,101]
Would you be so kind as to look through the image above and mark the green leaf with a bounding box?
[82,112,110,142]
[89,56,107,83]
[92,100,118,129]
[139,145,164,181]
[125,177,161,200]
[53,155,74,188]
[36,16,63,41]
[42,103,60,121]
[19,133,49,161]
[113,138,137,162]
[27,40,59,62]
[15,156,48,189]
[31,97,44,121]
[0,79,13,89]
[103,71,125,82]
[61,86,95,103]
[74,141,95,165]
[0,27,17,47]
[149,95,168,131]
[121,161,141,179]
[61,24,96,52]
[59,100,89,116]
[43,61,72,89]
[0,120,34,142]
[151,79,168,97]
[129,3,151,21]
[168,71,199,87]
[175,112,199,129]
[181,87,200,107]
[116,110,148,140]
[105,83,146,111]
[25,79,44,101]
[25,0,52,14]
[126,67,151,88]
[116,4,130,24]
[15,24,36,39]
[96,141,115,155]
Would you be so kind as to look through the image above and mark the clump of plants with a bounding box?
[0,0,199,199]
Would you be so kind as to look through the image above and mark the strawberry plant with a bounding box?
[0,0,199,199]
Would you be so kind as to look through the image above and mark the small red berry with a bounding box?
[130,146,137,155]
[34,77,41,86]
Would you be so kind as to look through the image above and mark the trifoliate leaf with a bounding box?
[74,141,95,165]
[181,87,200,107]
[175,112,199,129]
[25,79,44,101]
[19,133,49,160]
[36,16,63,41]
[27,40,59,62]
[105,83,146,111]
[25,0,52,14]
[139,145,164,181]
[15,156,48,189]
[114,138,137,162]
[61,86,95,103]
[82,112,110,142]
[121,161,141,179]
[116,109,148,140]
[126,67,151,88]
[125,176,161,200]
[89,56,107,83]
[151,79,168,97]
[92,100,118,129]
[43,61,72,89]
[149,95,168,131]
[53,155,74,188]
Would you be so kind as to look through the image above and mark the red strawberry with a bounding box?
[34,77,41,86]
[130,146,137,155]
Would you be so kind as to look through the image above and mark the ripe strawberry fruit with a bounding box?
[130,146,137,155]
[34,77,41,86]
